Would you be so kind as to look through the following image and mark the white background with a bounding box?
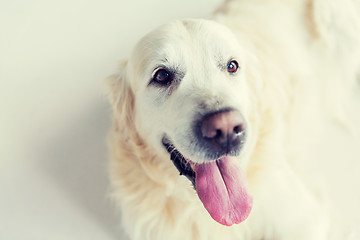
[0,0,221,239]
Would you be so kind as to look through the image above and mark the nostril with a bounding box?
[215,129,223,139]
[233,124,244,135]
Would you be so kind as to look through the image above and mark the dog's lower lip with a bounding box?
[162,138,196,188]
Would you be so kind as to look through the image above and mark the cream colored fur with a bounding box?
[107,0,360,239]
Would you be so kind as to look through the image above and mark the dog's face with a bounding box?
[128,19,253,163]
[115,19,255,226]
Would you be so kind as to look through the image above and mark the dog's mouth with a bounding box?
[162,137,253,226]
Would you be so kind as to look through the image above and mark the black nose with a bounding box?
[199,109,246,155]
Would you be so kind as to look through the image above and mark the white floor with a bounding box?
[0,1,221,239]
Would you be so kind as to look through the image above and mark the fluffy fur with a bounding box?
[106,0,360,239]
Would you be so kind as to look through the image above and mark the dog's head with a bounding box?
[108,19,260,226]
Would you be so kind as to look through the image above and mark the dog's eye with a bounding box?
[153,69,172,85]
[227,60,239,73]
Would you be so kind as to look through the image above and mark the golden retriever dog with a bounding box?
[106,0,360,239]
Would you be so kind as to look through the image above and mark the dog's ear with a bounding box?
[106,59,135,125]
[106,60,127,105]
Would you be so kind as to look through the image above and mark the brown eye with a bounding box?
[227,60,239,73]
[153,69,173,86]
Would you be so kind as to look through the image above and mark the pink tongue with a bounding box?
[194,157,253,226]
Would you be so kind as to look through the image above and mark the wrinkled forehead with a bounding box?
[127,19,241,82]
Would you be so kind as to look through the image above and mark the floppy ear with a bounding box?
[106,60,135,128]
